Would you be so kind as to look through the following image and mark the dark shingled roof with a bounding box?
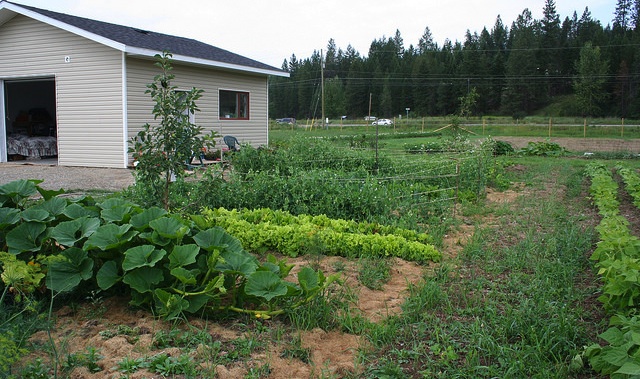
[6,1,283,74]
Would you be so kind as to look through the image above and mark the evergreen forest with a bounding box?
[269,0,640,120]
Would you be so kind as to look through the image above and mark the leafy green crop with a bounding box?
[582,163,640,376]
[0,179,339,320]
[616,164,640,209]
[585,163,640,312]
[583,315,640,377]
[196,207,441,263]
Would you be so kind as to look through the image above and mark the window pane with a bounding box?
[219,90,236,118]
[219,90,249,120]
[238,93,248,118]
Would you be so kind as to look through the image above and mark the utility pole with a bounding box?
[321,49,326,130]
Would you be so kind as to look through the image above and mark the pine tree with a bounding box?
[614,0,633,31]
[540,0,563,97]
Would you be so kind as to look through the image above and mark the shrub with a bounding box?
[519,140,568,157]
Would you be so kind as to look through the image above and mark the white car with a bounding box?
[372,118,392,125]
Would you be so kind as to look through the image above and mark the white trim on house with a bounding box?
[0,79,5,162]
[121,51,129,168]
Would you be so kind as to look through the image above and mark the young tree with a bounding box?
[459,87,479,118]
[324,76,346,118]
[130,51,215,210]
[573,42,609,117]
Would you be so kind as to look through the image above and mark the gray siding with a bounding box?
[0,14,125,167]
[126,58,269,161]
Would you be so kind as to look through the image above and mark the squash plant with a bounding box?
[0,179,338,320]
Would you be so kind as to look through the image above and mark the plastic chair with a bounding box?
[223,135,241,151]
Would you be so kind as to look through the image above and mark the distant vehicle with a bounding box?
[341,115,347,120]
[364,116,377,121]
[276,117,296,124]
[372,118,392,125]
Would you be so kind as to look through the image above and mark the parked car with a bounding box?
[372,118,392,125]
[276,117,296,124]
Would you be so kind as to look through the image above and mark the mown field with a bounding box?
[2,129,640,378]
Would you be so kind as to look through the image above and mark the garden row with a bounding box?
[0,179,440,317]
[198,207,440,263]
[582,163,640,376]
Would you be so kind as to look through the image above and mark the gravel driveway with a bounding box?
[0,162,135,191]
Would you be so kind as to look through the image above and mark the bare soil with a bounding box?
[17,257,429,379]
[496,136,640,153]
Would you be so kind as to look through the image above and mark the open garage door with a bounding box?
[2,78,58,163]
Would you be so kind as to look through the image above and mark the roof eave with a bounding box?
[125,47,289,77]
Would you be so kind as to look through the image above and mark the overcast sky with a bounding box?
[11,0,615,68]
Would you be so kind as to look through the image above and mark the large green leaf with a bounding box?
[96,260,120,290]
[6,222,47,254]
[32,197,68,217]
[168,244,200,269]
[614,361,640,375]
[36,186,66,201]
[245,271,288,301]
[97,198,128,210]
[0,208,20,229]
[130,207,168,229]
[20,208,52,223]
[46,247,94,292]
[216,249,258,276]
[101,205,133,223]
[170,267,197,285]
[184,293,210,313]
[50,217,100,246]
[123,267,163,293]
[149,217,189,239]
[193,227,243,253]
[297,267,320,293]
[84,223,137,251]
[0,180,39,207]
[63,203,99,219]
[122,245,166,271]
